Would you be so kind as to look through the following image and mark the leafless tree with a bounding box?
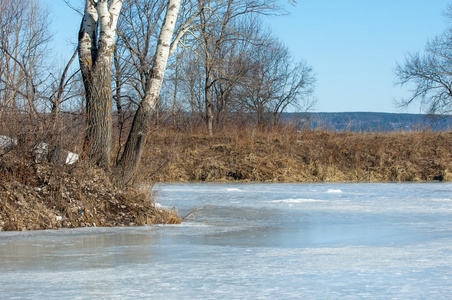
[194,0,280,135]
[0,0,52,117]
[113,0,182,185]
[76,0,297,185]
[238,39,316,126]
[78,0,122,169]
[395,35,452,115]
[112,0,166,158]
[395,4,452,115]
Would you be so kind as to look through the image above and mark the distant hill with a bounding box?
[283,112,452,132]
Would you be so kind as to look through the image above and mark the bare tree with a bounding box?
[194,0,280,135]
[395,34,452,115]
[0,0,52,117]
[75,0,297,185]
[77,0,183,185]
[47,49,80,116]
[395,4,452,115]
[78,0,122,169]
[238,38,315,126]
[113,0,182,185]
[115,0,167,102]
[112,0,167,159]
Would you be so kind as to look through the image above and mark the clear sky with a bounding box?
[42,0,452,113]
[267,0,452,113]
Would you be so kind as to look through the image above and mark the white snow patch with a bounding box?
[270,198,325,203]
[431,198,452,202]
[326,189,343,194]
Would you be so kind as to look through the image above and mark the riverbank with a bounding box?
[139,128,452,182]
[0,154,181,231]
[2,128,451,231]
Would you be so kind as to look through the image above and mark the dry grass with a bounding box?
[3,111,451,231]
[0,155,182,231]
[138,126,452,183]
[0,112,181,231]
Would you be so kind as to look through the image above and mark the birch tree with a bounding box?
[113,0,181,185]
[113,0,169,153]
[78,0,183,185]
[76,0,294,185]
[78,0,122,169]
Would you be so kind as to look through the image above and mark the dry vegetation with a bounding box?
[2,115,452,231]
[0,114,182,232]
[138,126,452,183]
[0,155,181,231]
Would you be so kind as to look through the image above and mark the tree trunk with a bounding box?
[82,60,113,168]
[113,0,181,186]
[205,75,214,136]
[78,0,122,169]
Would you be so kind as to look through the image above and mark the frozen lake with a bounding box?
[1,183,452,299]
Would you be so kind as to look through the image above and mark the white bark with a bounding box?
[78,0,123,169]
[98,0,122,51]
[114,0,182,185]
[169,10,201,57]
[79,0,122,63]
[78,0,98,62]
[142,0,181,111]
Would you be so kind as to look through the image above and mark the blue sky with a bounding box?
[267,0,452,113]
[43,0,451,113]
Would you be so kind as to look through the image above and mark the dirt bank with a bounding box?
[0,154,181,231]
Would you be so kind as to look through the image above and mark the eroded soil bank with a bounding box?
[0,155,181,231]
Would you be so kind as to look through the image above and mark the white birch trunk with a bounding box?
[78,0,122,169]
[142,0,181,112]
[114,0,181,186]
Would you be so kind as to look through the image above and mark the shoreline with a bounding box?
[0,160,181,231]
[2,129,451,231]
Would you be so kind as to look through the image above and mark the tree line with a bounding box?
[0,0,315,185]
[2,0,452,186]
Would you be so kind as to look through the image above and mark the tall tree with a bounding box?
[78,0,182,185]
[195,0,279,135]
[78,0,122,169]
[0,0,52,117]
[113,0,182,185]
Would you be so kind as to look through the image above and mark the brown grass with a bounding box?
[2,111,451,231]
[0,155,182,231]
[137,126,452,183]
[0,112,181,231]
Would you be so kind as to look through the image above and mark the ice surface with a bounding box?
[1,182,452,299]
[269,198,326,203]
